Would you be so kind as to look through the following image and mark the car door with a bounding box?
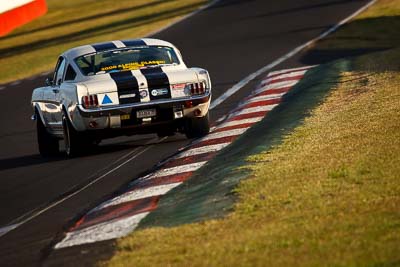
[43,57,66,130]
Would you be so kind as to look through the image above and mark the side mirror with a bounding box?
[45,77,53,86]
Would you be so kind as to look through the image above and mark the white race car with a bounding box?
[31,38,211,157]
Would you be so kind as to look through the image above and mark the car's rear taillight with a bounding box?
[188,82,206,95]
[82,94,99,108]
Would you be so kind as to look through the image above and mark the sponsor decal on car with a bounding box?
[119,93,136,99]
[151,88,169,96]
[171,83,186,90]
[120,114,130,120]
[139,90,148,99]
[102,94,113,104]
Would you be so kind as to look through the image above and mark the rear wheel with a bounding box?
[62,114,83,157]
[37,115,59,157]
[184,113,210,139]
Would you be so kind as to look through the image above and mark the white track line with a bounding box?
[10,81,21,86]
[55,212,150,248]
[0,224,21,237]
[176,142,231,158]
[92,183,182,212]
[210,0,377,109]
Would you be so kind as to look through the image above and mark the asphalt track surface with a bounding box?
[0,0,371,266]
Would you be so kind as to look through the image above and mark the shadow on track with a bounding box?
[0,134,188,172]
[0,144,138,172]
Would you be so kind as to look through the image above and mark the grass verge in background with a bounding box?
[0,0,207,84]
[103,0,400,266]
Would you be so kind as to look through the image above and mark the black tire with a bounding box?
[62,114,83,157]
[37,115,59,157]
[184,113,210,139]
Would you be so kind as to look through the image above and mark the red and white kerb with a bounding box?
[0,0,47,36]
[55,65,316,249]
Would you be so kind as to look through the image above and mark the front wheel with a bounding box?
[184,113,210,139]
[37,115,59,157]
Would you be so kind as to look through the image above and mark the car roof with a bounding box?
[62,38,177,60]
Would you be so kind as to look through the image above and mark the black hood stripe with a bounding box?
[92,42,117,52]
[140,67,171,100]
[110,71,140,104]
[121,39,146,47]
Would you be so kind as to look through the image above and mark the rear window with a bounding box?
[75,46,180,76]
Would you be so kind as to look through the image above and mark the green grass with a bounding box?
[0,0,207,84]
[103,0,400,266]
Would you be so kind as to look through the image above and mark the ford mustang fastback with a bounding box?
[31,38,211,157]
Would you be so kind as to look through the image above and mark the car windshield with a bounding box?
[75,46,180,76]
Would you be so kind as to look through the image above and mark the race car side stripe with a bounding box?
[140,67,171,101]
[121,39,147,47]
[92,42,117,52]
